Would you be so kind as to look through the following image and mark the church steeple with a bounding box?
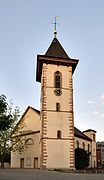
[37,32,79,170]
[45,38,69,59]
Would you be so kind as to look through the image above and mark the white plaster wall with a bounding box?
[83,131,96,141]
[20,108,40,132]
[45,64,71,89]
[41,63,74,169]
[11,107,40,168]
[47,112,70,138]
[11,133,40,168]
[83,131,96,167]
[42,63,72,139]
[74,137,91,151]
[45,88,70,111]
[91,141,97,167]
[42,64,72,112]
[46,140,70,168]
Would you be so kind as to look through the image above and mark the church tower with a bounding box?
[36,35,78,170]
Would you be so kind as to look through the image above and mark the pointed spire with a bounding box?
[45,37,69,59]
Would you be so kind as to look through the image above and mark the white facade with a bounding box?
[83,130,96,167]
[11,107,97,169]
[11,107,40,168]
[40,63,74,169]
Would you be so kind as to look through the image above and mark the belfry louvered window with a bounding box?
[54,71,62,88]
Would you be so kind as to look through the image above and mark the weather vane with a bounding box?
[52,16,60,38]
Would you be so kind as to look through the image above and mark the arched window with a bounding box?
[57,130,61,139]
[93,134,95,141]
[25,138,34,146]
[88,144,90,153]
[56,103,60,111]
[77,141,79,148]
[54,71,62,88]
[83,142,85,150]
[94,161,96,167]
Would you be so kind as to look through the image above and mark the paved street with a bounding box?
[0,169,104,180]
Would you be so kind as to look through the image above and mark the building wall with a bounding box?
[19,107,40,132]
[46,140,70,168]
[83,131,96,168]
[10,107,97,169]
[75,137,91,151]
[11,133,40,168]
[97,142,104,168]
[40,63,74,169]
[11,107,40,168]
[74,135,96,168]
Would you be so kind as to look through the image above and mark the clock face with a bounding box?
[54,89,62,96]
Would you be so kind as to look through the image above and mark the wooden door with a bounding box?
[20,158,24,168]
[34,158,38,169]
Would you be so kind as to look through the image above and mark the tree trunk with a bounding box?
[1,156,4,169]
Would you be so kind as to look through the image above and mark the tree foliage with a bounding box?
[0,94,30,168]
[0,94,13,130]
[75,148,89,170]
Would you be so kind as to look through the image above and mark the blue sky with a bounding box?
[0,0,104,141]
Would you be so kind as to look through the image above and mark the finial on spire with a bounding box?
[52,16,60,38]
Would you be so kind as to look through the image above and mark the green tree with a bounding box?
[0,94,29,168]
[75,148,89,170]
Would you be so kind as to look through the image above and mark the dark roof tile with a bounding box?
[74,127,92,141]
[45,38,69,59]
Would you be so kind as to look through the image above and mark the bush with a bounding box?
[75,148,89,169]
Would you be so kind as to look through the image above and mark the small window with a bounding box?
[54,71,62,88]
[97,144,101,147]
[25,138,34,146]
[77,141,79,148]
[94,161,96,167]
[56,103,60,111]
[88,144,90,153]
[93,134,95,141]
[83,142,85,150]
[57,130,61,139]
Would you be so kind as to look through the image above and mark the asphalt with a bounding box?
[0,169,104,180]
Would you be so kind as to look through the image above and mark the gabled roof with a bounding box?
[45,38,69,59]
[74,127,92,141]
[11,106,40,135]
[19,106,40,120]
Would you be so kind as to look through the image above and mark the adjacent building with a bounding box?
[96,141,104,168]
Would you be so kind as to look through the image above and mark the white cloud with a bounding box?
[88,101,94,104]
[93,111,99,115]
[101,94,104,100]
[101,113,104,118]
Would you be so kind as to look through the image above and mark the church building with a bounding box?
[11,32,96,170]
